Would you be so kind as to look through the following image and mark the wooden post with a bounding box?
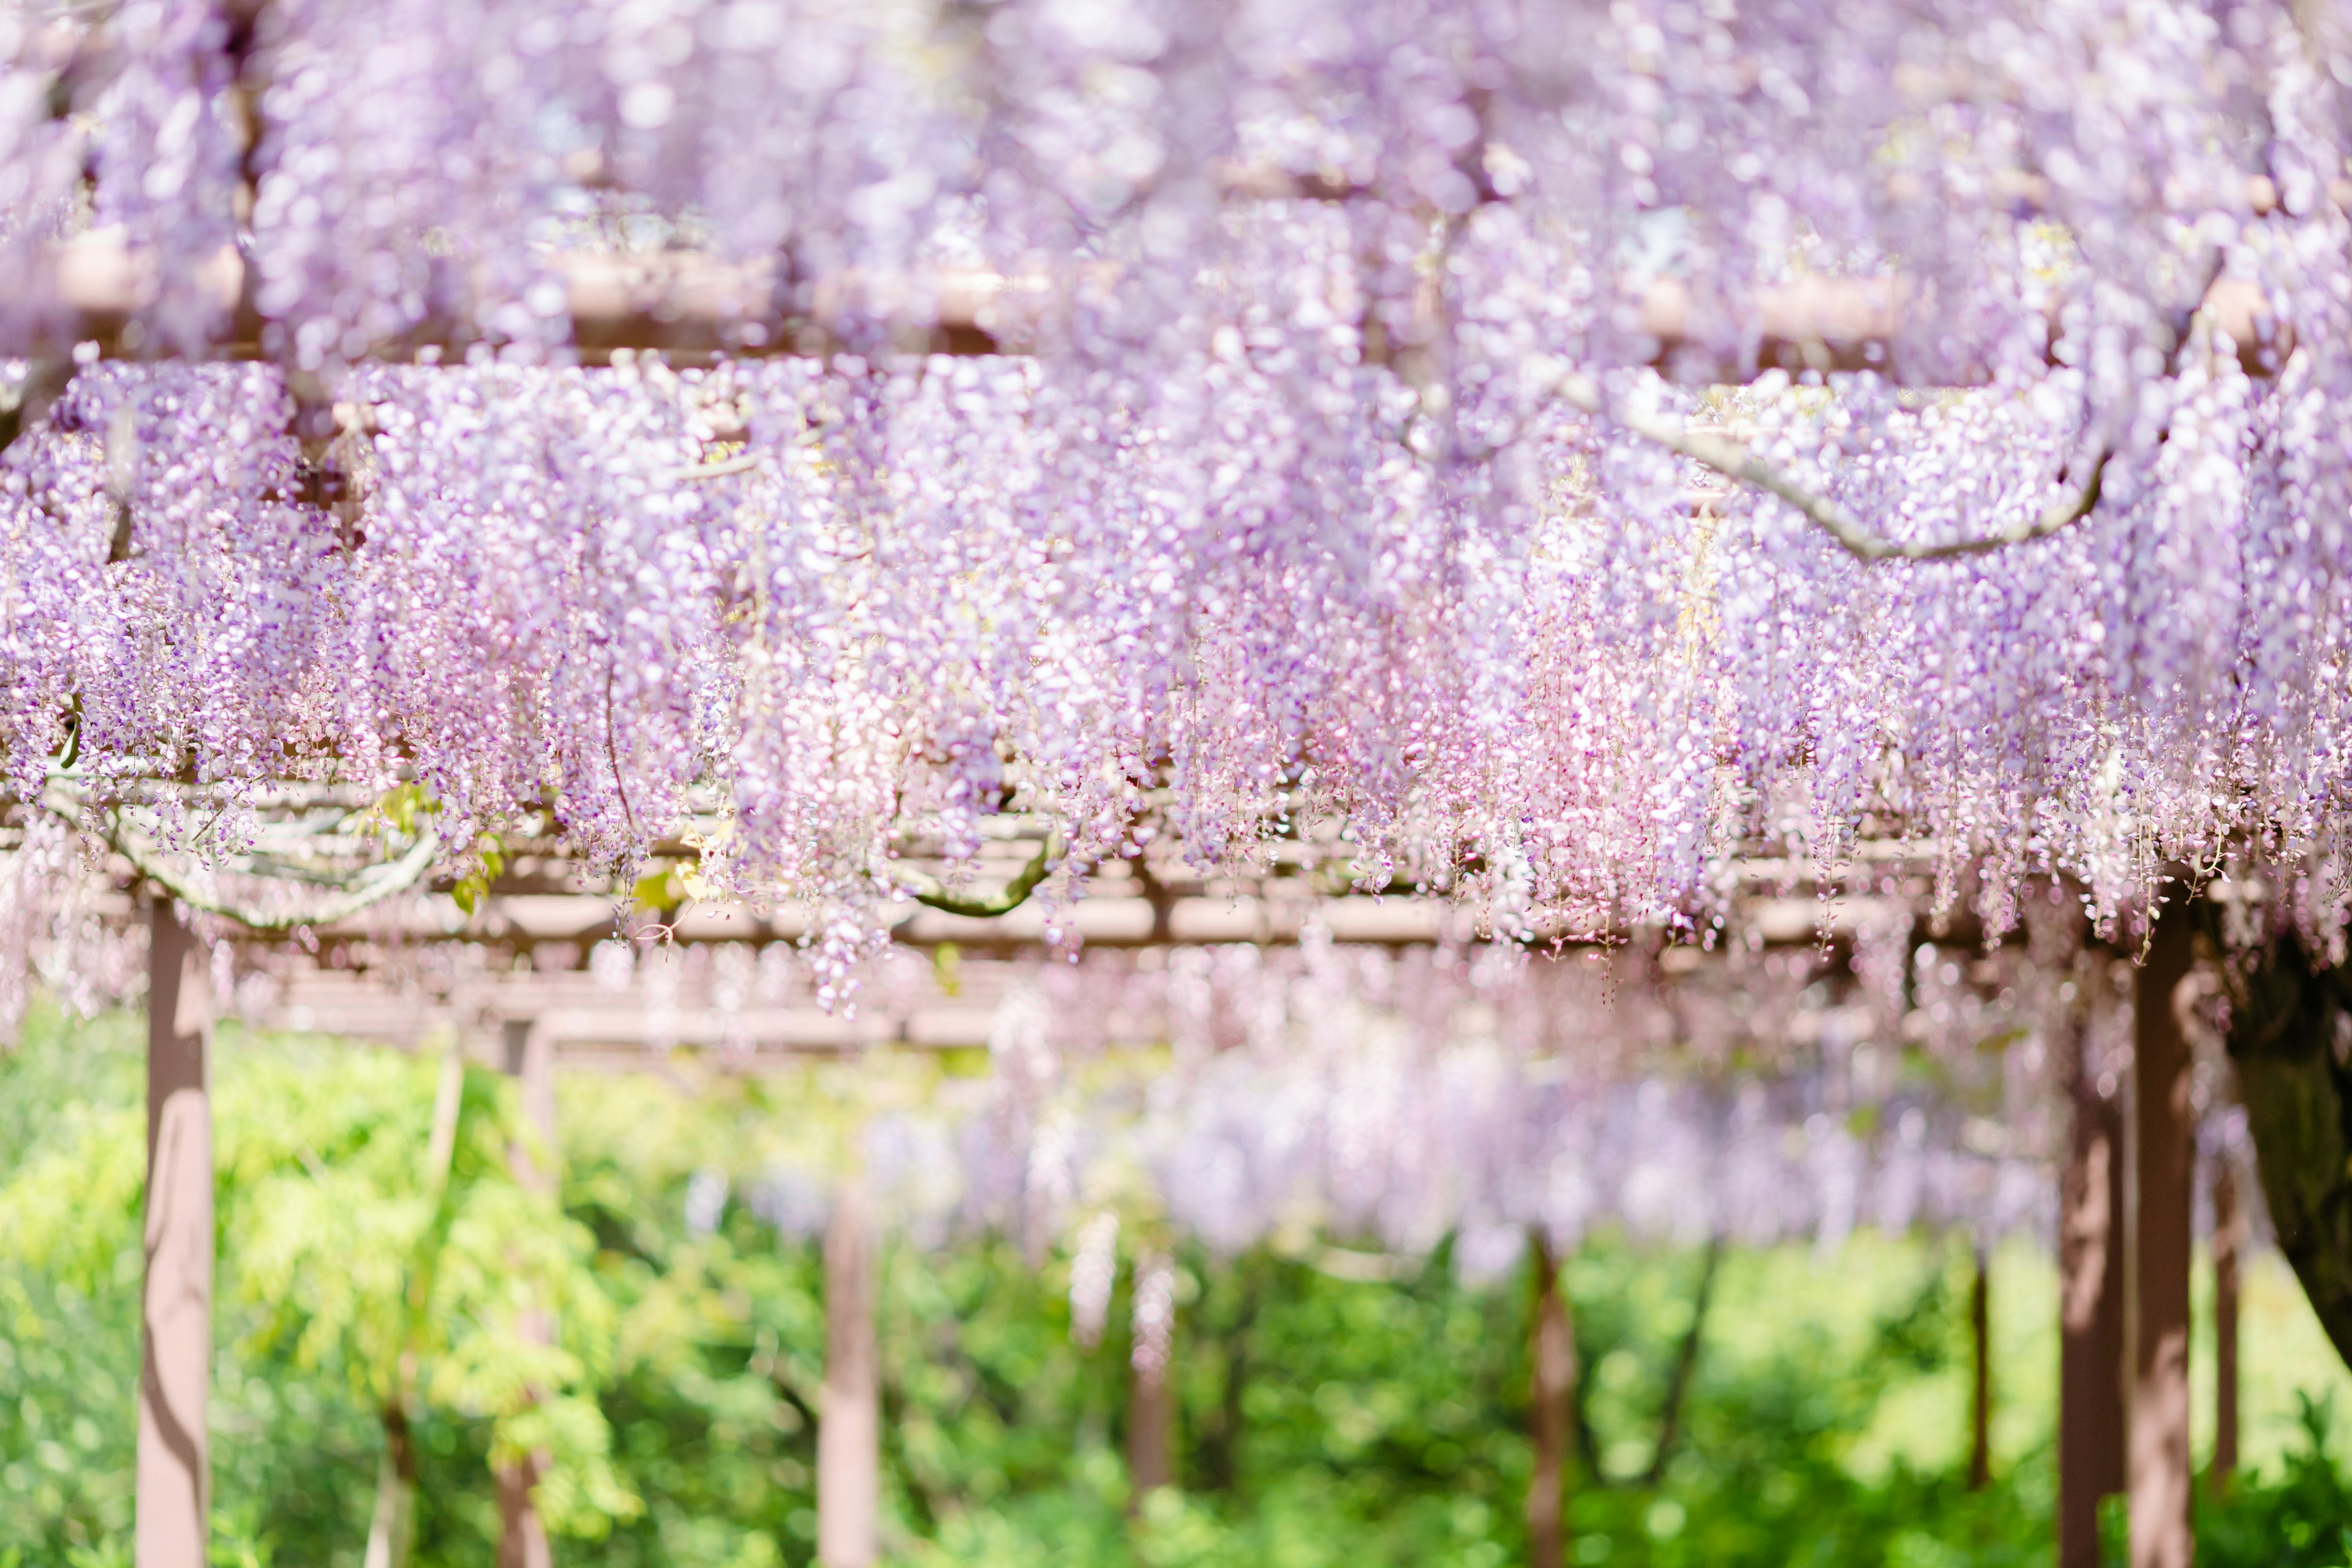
[1528,1232,1576,1568]
[2060,1000,2128,1568]
[1967,1243,1991,1491]
[1128,1354,1175,1499]
[1128,1251,1177,1501]
[140,899,213,1568]
[2212,1159,2241,1487]
[2131,910,2196,1568]
[497,1020,554,1568]
[820,1173,880,1568]
[494,1460,549,1568]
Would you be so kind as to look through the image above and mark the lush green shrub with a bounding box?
[5,1005,2352,1567]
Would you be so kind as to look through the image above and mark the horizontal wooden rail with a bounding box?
[10,233,2286,380]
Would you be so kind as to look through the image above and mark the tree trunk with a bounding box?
[820,1173,880,1568]
[2060,1003,2127,1568]
[1642,1235,1720,1489]
[2212,1158,2241,1487]
[139,899,212,1568]
[2219,924,2352,1368]
[2130,911,2195,1568]
[361,1404,419,1568]
[1528,1232,1576,1568]
[498,1019,555,1568]
[1967,1243,1991,1491]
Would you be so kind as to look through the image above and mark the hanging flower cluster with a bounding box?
[935,930,2081,1273]
[4,0,2352,951]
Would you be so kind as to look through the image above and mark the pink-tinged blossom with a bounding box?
[1,3,2350,957]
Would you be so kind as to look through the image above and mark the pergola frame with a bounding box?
[7,279,2256,1568]
[12,807,2203,1568]
[3,8,2308,1559]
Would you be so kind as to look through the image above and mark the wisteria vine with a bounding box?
[3,0,2352,965]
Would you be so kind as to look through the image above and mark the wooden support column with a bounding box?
[2060,1000,2128,1568]
[1967,1243,1992,1491]
[1127,1351,1175,1499]
[819,1173,880,1568]
[2131,910,2196,1568]
[1528,1232,1576,1568]
[497,1020,554,1568]
[1127,1252,1177,1502]
[2212,1159,2242,1487]
[140,899,213,1568]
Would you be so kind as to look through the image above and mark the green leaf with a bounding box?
[631,863,686,916]
[451,832,505,916]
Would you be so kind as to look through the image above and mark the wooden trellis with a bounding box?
[8,798,2225,1568]
[0,17,2299,1553]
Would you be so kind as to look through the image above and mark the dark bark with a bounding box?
[365,1400,421,1568]
[2218,924,2352,1369]
[770,1370,820,1434]
[2213,1159,2242,1485]
[382,1403,418,1487]
[1967,1246,1991,1491]
[1643,1236,1721,1489]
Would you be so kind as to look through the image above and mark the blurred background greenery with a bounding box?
[4,1003,2350,1568]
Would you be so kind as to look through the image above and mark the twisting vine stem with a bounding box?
[39,775,440,932]
[1558,372,2110,563]
[897,831,1060,918]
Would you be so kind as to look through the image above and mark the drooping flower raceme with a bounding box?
[2,1,2351,954]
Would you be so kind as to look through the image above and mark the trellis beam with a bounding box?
[12,234,2289,381]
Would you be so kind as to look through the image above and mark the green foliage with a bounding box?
[0,1003,633,1563]
[448,835,506,918]
[6,1005,2352,1566]
[2201,1395,2352,1568]
[356,783,501,914]
[362,783,435,840]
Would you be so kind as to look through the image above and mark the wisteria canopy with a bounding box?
[4,0,2351,958]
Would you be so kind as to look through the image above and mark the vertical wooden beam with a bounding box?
[1128,1354,1175,1499]
[503,1019,557,1192]
[820,1173,880,1568]
[2060,998,2128,1568]
[2131,910,2196,1568]
[1128,1251,1177,1501]
[496,1020,554,1568]
[1967,1243,1992,1491]
[1528,1232,1576,1568]
[2212,1158,2242,1487]
[494,1459,551,1568]
[139,899,212,1568]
